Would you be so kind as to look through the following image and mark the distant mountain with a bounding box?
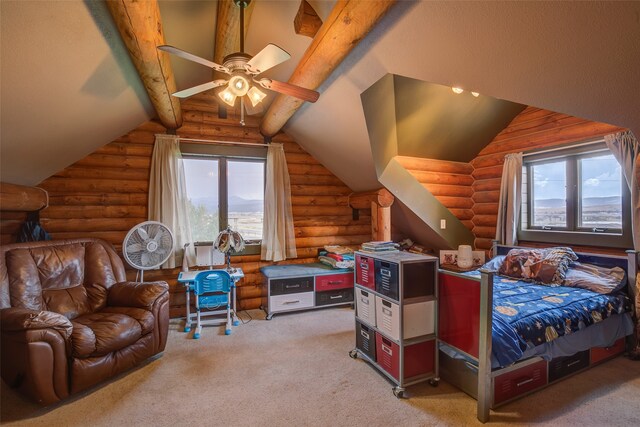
[190,195,263,213]
[535,196,620,208]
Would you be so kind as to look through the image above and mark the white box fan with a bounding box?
[122,221,174,281]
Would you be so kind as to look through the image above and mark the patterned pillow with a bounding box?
[498,247,578,285]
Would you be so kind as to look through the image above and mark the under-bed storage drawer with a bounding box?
[356,320,376,360]
[270,292,314,312]
[548,350,589,382]
[493,360,547,405]
[270,277,313,296]
[315,273,353,292]
[316,288,354,306]
[591,338,625,365]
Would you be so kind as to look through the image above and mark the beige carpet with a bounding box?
[2,307,639,426]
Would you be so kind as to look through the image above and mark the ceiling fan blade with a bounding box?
[172,80,228,98]
[158,45,230,74]
[256,79,319,103]
[245,44,291,74]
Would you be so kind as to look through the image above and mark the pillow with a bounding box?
[563,262,626,294]
[498,247,578,285]
[480,255,506,272]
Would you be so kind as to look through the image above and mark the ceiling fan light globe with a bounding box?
[248,86,267,107]
[228,75,250,96]
[218,87,237,107]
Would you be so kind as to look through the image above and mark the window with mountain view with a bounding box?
[183,156,265,244]
[519,141,631,248]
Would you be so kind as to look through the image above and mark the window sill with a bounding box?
[231,243,262,256]
[518,229,633,249]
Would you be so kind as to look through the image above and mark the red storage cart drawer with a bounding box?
[356,254,375,290]
[375,333,435,381]
[494,360,547,405]
[591,338,625,365]
[316,272,354,292]
[376,333,400,379]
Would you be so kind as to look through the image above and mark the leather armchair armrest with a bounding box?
[1,307,72,340]
[107,281,169,310]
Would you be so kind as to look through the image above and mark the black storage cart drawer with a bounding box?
[270,276,314,296]
[375,260,399,300]
[356,320,376,360]
[548,350,589,382]
[316,288,354,306]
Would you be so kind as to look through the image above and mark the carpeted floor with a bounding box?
[2,307,639,426]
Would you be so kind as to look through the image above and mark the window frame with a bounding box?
[181,143,267,256]
[518,140,632,248]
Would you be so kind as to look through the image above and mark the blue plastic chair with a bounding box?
[192,270,233,339]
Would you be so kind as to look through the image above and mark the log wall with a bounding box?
[397,107,626,255]
[36,93,370,317]
[470,106,625,252]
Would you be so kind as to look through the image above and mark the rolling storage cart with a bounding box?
[350,251,439,398]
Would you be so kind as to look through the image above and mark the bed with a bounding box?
[438,244,638,423]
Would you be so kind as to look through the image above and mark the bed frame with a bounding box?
[438,243,638,423]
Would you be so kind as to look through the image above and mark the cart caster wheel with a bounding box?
[348,349,358,359]
[428,379,439,387]
[266,314,273,321]
[393,387,404,398]
[225,329,232,335]
[233,320,240,326]
[193,332,200,339]
[184,327,191,333]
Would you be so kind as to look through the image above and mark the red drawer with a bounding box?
[494,360,547,405]
[315,273,353,292]
[375,333,435,381]
[591,338,625,365]
[376,333,400,379]
[356,254,375,290]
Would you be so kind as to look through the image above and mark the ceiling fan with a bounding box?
[158,0,319,114]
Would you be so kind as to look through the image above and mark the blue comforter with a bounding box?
[463,271,630,367]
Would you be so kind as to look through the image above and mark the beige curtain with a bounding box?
[604,130,640,249]
[495,153,523,246]
[261,143,297,261]
[148,134,195,268]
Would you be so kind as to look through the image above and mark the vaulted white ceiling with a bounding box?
[2,1,639,189]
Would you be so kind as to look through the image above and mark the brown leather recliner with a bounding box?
[0,238,169,405]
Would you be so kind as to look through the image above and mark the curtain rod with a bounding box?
[178,137,268,148]
[522,138,605,158]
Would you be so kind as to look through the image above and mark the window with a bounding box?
[182,146,266,250]
[519,141,632,248]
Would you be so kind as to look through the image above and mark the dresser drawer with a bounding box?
[356,254,375,290]
[270,276,313,296]
[270,292,314,312]
[315,273,354,292]
[591,338,625,365]
[355,288,376,326]
[316,288,354,306]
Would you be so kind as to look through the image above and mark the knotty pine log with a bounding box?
[395,156,473,174]
[0,182,49,212]
[294,0,323,37]
[37,102,369,315]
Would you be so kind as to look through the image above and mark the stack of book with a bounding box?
[360,241,399,253]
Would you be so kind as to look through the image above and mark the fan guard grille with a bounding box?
[122,221,174,270]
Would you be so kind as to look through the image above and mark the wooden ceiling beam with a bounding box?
[106,0,182,130]
[260,0,396,137]
[294,0,322,38]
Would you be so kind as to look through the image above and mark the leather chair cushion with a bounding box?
[43,285,90,320]
[100,307,154,335]
[71,312,142,358]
